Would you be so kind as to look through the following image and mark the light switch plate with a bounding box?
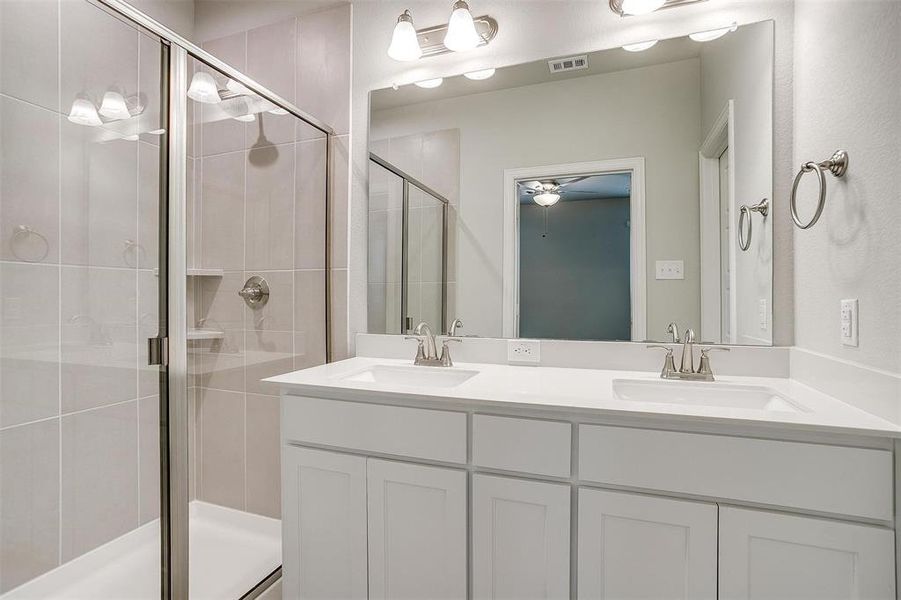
[840,299,858,347]
[655,260,684,280]
[508,339,541,364]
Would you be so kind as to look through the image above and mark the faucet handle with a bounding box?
[698,346,730,376]
[404,336,426,362]
[647,345,677,378]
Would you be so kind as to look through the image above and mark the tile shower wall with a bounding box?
[0,1,164,593]
[188,4,351,519]
[370,130,460,334]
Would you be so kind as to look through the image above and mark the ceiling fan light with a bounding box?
[187,71,221,104]
[464,68,496,80]
[534,192,561,207]
[620,0,666,16]
[622,40,658,52]
[444,0,482,52]
[689,22,738,42]
[414,78,444,89]
[388,10,423,61]
[67,98,102,127]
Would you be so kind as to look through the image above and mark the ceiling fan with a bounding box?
[517,176,597,206]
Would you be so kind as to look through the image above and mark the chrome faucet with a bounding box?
[405,321,462,367]
[648,328,730,381]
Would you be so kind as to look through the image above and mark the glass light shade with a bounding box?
[443,1,481,52]
[149,129,166,135]
[464,68,496,80]
[268,107,289,116]
[414,78,444,89]
[620,0,666,15]
[533,192,561,207]
[689,23,738,42]
[98,91,131,120]
[122,134,140,141]
[622,40,658,52]
[226,78,252,96]
[387,11,422,61]
[187,71,221,104]
[233,113,256,122]
[67,98,102,127]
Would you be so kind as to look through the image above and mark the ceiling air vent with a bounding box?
[548,55,589,74]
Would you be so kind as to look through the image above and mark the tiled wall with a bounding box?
[0,0,165,592]
[369,130,460,334]
[187,4,351,519]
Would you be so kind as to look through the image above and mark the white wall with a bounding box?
[700,20,774,344]
[351,0,796,351]
[371,59,703,339]
[792,0,900,374]
[129,0,195,38]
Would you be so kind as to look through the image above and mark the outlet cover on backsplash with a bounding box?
[508,339,541,364]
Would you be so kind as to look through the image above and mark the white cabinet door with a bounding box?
[472,474,570,600]
[281,447,368,600]
[719,507,895,600]
[578,488,717,600]
[367,459,467,600]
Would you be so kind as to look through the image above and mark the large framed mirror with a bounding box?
[367,20,774,345]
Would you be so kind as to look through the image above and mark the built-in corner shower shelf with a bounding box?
[187,328,226,341]
[152,268,225,277]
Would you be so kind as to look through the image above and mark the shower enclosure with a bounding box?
[0,1,331,598]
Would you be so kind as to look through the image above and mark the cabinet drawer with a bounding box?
[283,396,467,463]
[473,414,571,477]
[579,425,893,520]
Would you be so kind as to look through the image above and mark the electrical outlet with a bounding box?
[655,260,684,280]
[840,299,858,347]
[507,339,541,364]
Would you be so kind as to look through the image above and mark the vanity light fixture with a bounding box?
[444,1,482,52]
[67,98,103,127]
[98,91,132,120]
[268,107,289,116]
[618,0,665,16]
[533,192,561,207]
[689,22,738,42]
[622,40,659,52]
[388,10,423,61]
[414,78,444,89]
[233,113,256,122]
[225,78,252,96]
[149,129,166,135]
[187,71,221,104]
[464,68,496,80]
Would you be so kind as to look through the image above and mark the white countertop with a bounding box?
[266,357,901,439]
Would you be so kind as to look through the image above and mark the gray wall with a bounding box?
[519,199,631,341]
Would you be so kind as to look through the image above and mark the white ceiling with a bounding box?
[518,173,633,204]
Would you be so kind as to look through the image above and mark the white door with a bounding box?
[367,459,467,600]
[281,447,368,600]
[719,506,895,600]
[472,474,570,600]
[578,488,717,599]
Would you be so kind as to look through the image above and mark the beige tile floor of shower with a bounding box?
[0,502,280,600]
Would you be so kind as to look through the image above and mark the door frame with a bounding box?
[502,158,647,340]
[698,100,736,344]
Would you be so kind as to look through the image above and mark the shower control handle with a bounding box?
[238,276,270,308]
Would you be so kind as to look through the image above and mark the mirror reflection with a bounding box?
[368,20,774,345]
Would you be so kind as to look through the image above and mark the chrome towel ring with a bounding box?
[790,149,849,230]
[738,198,769,252]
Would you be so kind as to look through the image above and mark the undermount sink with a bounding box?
[612,379,806,413]
[341,364,479,388]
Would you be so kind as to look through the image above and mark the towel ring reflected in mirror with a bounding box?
[790,149,849,230]
[738,198,769,252]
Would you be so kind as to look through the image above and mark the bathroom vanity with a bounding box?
[269,356,899,600]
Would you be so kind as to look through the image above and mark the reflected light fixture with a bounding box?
[269,107,289,116]
[187,71,221,104]
[622,40,658,52]
[414,78,444,89]
[98,91,132,120]
[149,129,166,135]
[388,10,422,61]
[619,0,666,16]
[233,113,256,122]
[689,22,738,42]
[67,98,102,127]
[444,1,482,52]
[533,192,561,207]
[225,78,252,96]
[464,68,496,80]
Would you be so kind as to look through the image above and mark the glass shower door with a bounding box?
[0,1,168,597]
